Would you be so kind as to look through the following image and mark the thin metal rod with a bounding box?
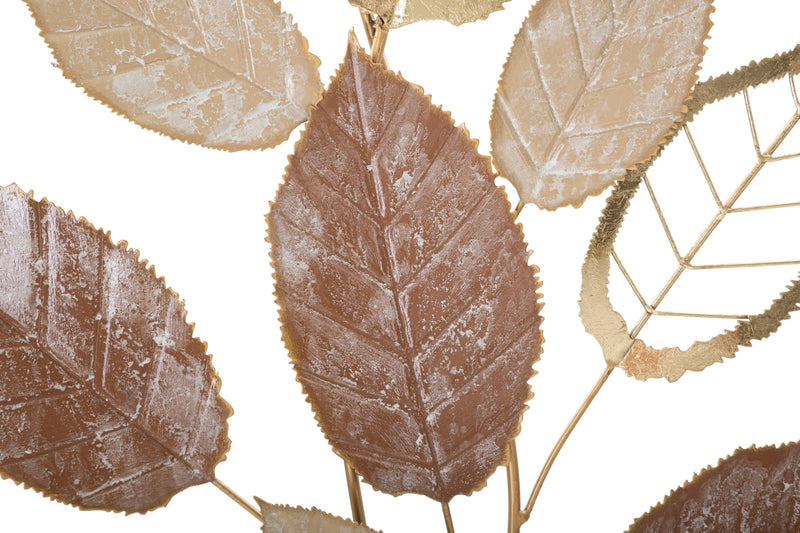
[512,200,525,220]
[344,460,367,525]
[213,478,263,523]
[684,124,723,208]
[370,21,389,65]
[520,363,615,523]
[690,259,800,270]
[790,74,799,112]
[611,248,651,311]
[360,9,377,46]
[506,441,522,533]
[653,310,750,320]
[730,201,800,213]
[642,174,682,263]
[743,88,762,159]
[442,502,455,533]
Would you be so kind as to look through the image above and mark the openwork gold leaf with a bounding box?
[268,35,543,502]
[580,46,800,381]
[491,0,713,210]
[629,442,800,532]
[0,184,232,512]
[258,499,381,533]
[349,0,506,27]
[24,0,322,151]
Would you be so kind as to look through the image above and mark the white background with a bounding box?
[1,1,800,532]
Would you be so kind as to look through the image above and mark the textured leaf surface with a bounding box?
[258,499,381,533]
[0,184,231,512]
[268,35,542,502]
[491,0,713,209]
[629,443,800,532]
[349,0,506,27]
[25,0,321,151]
[580,46,800,381]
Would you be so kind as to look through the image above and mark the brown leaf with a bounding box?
[629,442,800,532]
[268,34,543,502]
[0,184,232,513]
[349,0,507,27]
[580,46,800,382]
[491,0,713,210]
[257,499,381,533]
[24,0,322,151]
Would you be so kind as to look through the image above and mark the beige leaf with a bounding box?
[257,499,381,533]
[25,0,322,151]
[491,0,713,210]
[349,0,506,27]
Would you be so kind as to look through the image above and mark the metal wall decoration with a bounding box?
[3,0,800,531]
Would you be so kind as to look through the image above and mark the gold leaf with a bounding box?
[628,442,800,532]
[349,0,506,27]
[257,499,381,533]
[24,0,322,151]
[580,46,800,381]
[268,34,543,502]
[0,184,232,513]
[491,0,714,210]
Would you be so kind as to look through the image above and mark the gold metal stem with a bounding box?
[512,200,525,220]
[370,21,389,65]
[520,363,615,523]
[360,9,377,47]
[506,441,522,533]
[442,501,455,533]
[344,460,367,525]
[212,478,263,523]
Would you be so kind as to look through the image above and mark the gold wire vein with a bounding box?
[642,173,683,263]
[684,124,723,208]
[743,88,763,159]
[729,201,800,213]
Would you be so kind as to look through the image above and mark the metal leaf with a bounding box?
[257,499,381,533]
[491,0,714,210]
[0,184,232,513]
[268,34,543,502]
[349,0,507,27]
[629,442,800,532]
[24,0,322,151]
[580,46,800,381]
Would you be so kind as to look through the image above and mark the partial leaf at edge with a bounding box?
[491,0,713,210]
[0,184,231,513]
[268,34,543,502]
[349,0,507,27]
[258,499,381,533]
[629,442,800,532]
[24,0,322,151]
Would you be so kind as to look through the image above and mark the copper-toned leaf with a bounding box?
[491,0,714,210]
[268,34,543,502]
[257,498,381,533]
[580,46,800,381]
[24,0,322,151]
[629,442,800,532]
[349,0,506,27]
[0,184,231,513]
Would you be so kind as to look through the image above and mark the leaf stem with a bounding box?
[212,478,263,524]
[442,501,456,533]
[519,363,615,525]
[344,460,367,525]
